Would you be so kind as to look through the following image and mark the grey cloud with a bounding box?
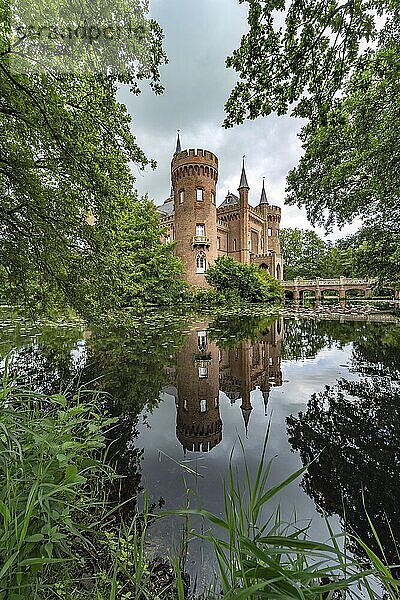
[120,0,357,240]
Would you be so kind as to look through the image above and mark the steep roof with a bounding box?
[259,177,269,205]
[241,406,253,437]
[238,157,250,190]
[219,192,239,208]
[157,198,174,217]
[175,131,182,153]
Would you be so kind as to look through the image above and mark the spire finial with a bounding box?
[260,176,269,205]
[238,155,250,191]
[175,130,182,154]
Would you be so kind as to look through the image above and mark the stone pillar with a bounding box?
[339,277,346,301]
[239,194,250,264]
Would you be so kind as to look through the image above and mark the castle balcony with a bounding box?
[192,236,211,247]
[195,353,212,367]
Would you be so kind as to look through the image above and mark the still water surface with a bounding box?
[2,310,400,584]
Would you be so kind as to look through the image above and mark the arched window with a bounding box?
[196,252,207,274]
[198,330,207,350]
[233,239,237,251]
[276,263,281,280]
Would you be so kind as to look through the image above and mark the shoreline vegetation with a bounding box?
[2,295,398,333]
[1,381,400,599]
[1,0,399,596]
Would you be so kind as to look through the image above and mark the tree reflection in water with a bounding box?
[2,309,400,566]
[287,322,400,566]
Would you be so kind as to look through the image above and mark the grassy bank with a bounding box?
[1,379,399,599]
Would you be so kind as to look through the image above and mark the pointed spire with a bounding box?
[241,406,253,438]
[238,156,250,190]
[260,177,269,205]
[262,388,270,416]
[175,130,182,154]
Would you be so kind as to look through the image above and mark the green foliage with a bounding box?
[0,372,183,599]
[287,376,400,569]
[224,0,394,126]
[281,228,326,279]
[208,314,280,349]
[341,224,400,289]
[225,2,400,291]
[0,0,187,318]
[77,198,187,317]
[81,311,188,413]
[281,228,356,279]
[286,42,400,229]
[0,379,116,597]
[176,433,400,599]
[205,256,283,303]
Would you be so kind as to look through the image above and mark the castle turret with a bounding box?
[238,157,251,264]
[171,140,218,287]
[251,177,283,280]
[175,324,222,453]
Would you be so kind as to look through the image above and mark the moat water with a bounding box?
[2,307,400,587]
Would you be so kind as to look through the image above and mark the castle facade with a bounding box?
[170,318,283,453]
[157,135,283,287]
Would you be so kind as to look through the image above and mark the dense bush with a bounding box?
[205,256,284,303]
[0,378,182,599]
[0,382,116,597]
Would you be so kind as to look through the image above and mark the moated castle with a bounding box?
[157,134,284,286]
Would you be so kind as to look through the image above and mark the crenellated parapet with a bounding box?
[172,149,219,186]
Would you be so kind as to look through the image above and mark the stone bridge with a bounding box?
[282,278,378,301]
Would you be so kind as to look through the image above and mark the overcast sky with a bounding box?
[119,0,359,240]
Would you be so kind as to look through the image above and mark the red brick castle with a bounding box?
[157,133,284,287]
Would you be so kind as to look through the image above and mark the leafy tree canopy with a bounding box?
[281,228,326,279]
[340,224,400,289]
[286,43,400,229]
[287,320,400,564]
[225,0,396,126]
[281,228,357,280]
[225,1,400,235]
[0,0,187,317]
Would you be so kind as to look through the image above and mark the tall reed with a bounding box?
[175,431,400,599]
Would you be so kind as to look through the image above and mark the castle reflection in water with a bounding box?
[166,319,283,453]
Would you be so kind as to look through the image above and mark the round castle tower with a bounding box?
[175,324,222,453]
[171,143,218,287]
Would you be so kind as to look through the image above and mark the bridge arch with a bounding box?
[281,278,377,302]
[344,287,371,298]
